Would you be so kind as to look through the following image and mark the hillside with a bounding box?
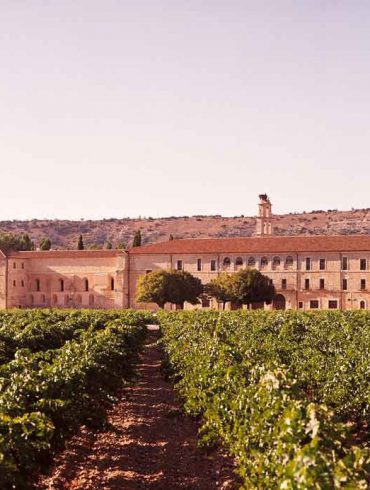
[0,208,369,250]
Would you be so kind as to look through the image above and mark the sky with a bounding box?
[0,0,370,220]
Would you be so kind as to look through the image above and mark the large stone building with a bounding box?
[0,196,369,311]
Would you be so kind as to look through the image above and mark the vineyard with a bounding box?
[159,310,370,489]
[0,308,150,489]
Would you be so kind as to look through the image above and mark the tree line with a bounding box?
[136,268,276,310]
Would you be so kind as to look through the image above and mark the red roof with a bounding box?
[7,250,125,259]
[129,235,370,255]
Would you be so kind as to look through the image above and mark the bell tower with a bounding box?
[256,194,273,236]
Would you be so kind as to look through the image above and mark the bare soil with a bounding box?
[36,329,238,490]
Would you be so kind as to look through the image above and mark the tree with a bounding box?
[116,242,126,250]
[232,269,275,308]
[132,230,142,247]
[39,237,51,250]
[205,269,275,310]
[105,241,113,249]
[136,269,203,309]
[136,270,169,308]
[77,235,84,250]
[205,273,237,310]
[0,233,34,252]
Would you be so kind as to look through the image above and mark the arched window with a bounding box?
[273,256,281,266]
[260,256,268,268]
[360,300,366,310]
[247,257,256,267]
[235,257,243,270]
[59,279,64,292]
[222,257,231,270]
[111,278,115,291]
[35,279,40,292]
[84,279,89,292]
[285,256,294,268]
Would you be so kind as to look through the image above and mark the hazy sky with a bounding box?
[1,0,369,220]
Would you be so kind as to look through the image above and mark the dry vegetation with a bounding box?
[0,208,369,250]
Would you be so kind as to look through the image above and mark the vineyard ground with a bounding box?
[36,327,239,490]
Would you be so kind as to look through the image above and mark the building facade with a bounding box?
[0,197,369,311]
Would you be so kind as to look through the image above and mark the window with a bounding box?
[360,300,366,309]
[21,280,24,287]
[111,278,115,290]
[60,279,64,292]
[222,257,231,270]
[52,294,57,306]
[235,257,243,269]
[281,279,287,290]
[21,263,24,269]
[272,256,281,267]
[305,258,311,271]
[342,278,348,290]
[285,256,294,268]
[328,300,338,309]
[176,260,183,271]
[89,294,94,306]
[41,294,46,304]
[319,259,326,270]
[35,279,40,292]
[13,262,16,269]
[298,301,304,309]
[260,256,268,268]
[247,257,256,267]
[29,294,34,306]
[210,260,216,271]
[360,258,367,271]
[201,297,210,308]
[13,280,16,287]
[361,279,366,290]
[197,258,202,271]
[84,279,89,291]
[342,257,348,270]
[310,300,319,309]
[305,278,310,290]
[320,278,325,290]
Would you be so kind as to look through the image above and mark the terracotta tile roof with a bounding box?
[129,235,370,255]
[7,250,125,259]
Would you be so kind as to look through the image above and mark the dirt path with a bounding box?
[37,328,238,489]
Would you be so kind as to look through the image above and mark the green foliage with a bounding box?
[0,233,34,253]
[206,269,275,308]
[105,241,113,249]
[159,310,370,488]
[39,237,52,250]
[136,269,203,308]
[132,230,142,247]
[0,309,151,487]
[77,235,84,250]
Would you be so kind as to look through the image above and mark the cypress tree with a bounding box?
[77,235,84,250]
[132,230,142,247]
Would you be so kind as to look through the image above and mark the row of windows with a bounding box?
[12,262,25,269]
[301,278,368,291]
[298,299,367,310]
[176,257,369,272]
[31,278,115,292]
[28,294,96,306]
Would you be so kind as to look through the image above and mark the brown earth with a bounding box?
[1,207,370,250]
[36,328,239,490]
